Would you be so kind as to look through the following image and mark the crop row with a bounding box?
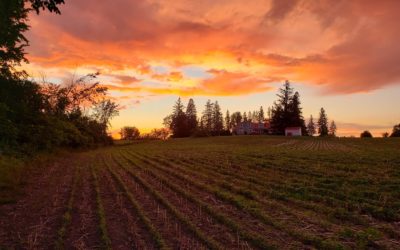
[119,150,342,249]
[113,151,279,249]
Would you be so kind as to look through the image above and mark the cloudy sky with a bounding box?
[23,0,400,136]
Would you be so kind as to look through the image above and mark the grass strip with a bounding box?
[54,166,80,249]
[91,164,112,250]
[106,155,221,250]
[115,151,277,250]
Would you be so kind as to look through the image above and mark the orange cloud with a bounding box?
[24,0,400,96]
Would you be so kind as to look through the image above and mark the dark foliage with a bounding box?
[270,80,306,135]
[120,126,140,140]
[390,124,400,137]
[318,107,329,136]
[360,131,373,138]
[0,75,118,155]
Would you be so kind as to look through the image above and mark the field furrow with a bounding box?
[119,151,321,248]
[104,154,208,249]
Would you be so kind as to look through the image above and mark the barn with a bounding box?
[285,127,302,136]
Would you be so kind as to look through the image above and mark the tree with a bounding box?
[186,98,197,134]
[307,115,316,136]
[329,120,337,137]
[243,112,248,122]
[149,128,170,140]
[225,110,231,131]
[382,132,389,138]
[318,108,329,136]
[258,106,265,123]
[360,130,373,138]
[230,112,242,128]
[172,97,189,137]
[0,0,65,79]
[201,100,213,133]
[120,126,140,140]
[213,101,223,135]
[92,99,119,134]
[287,91,306,133]
[390,124,400,137]
[270,80,305,135]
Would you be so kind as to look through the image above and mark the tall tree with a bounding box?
[225,110,231,131]
[307,115,316,136]
[171,97,188,137]
[0,0,65,79]
[318,108,329,136]
[230,112,242,128]
[288,91,306,134]
[270,80,305,135]
[213,101,223,135]
[329,120,337,136]
[186,98,197,134]
[201,100,213,133]
[243,112,248,122]
[258,106,265,123]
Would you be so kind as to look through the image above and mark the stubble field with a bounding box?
[0,136,399,249]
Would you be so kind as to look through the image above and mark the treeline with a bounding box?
[163,80,339,138]
[120,126,169,140]
[0,74,119,154]
[163,98,230,137]
[1,1,121,155]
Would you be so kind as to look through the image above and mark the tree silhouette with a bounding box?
[120,126,140,140]
[307,115,316,136]
[170,97,188,137]
[0,0,64,79]
[258,106,265,123]
[201,100,213,133]
[225,110,231,131]
[270,81,305,135]
[390,124,400,137]
[361,130,373,138]
[186,98,197,134]
[213,101,223,135]
[329,120,337,137]
[318,108,329,136]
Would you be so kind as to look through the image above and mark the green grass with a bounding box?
[0,156,24,204]
[108,135,400,248]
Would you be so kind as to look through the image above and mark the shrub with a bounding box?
[360,131,373,138]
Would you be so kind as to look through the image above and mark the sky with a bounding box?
[22,0,400,137]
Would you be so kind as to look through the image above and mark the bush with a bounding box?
[360,131,373,138]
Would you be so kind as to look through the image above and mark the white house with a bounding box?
[285,127,302,136]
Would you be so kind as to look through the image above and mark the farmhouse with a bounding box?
[234,121,270,135]
[285,127,302,136]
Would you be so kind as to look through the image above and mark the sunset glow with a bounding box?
[23,0,400,136]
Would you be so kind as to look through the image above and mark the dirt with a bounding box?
[0,156,76,249]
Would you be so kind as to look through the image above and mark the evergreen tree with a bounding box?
[243,112,248,122]
[318,107,329,136]
[213,101,223,135]
[267,107,272,120]
[186,98,197,134]
[288,91,306,134]
[171,97,188,137]
[307,115,316,136]
[231,112,242,128]
[270,81,305,135]
[258,106,265,123]
[225,110,231,131]
[329,120,337,136]
[201,100,213,133]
